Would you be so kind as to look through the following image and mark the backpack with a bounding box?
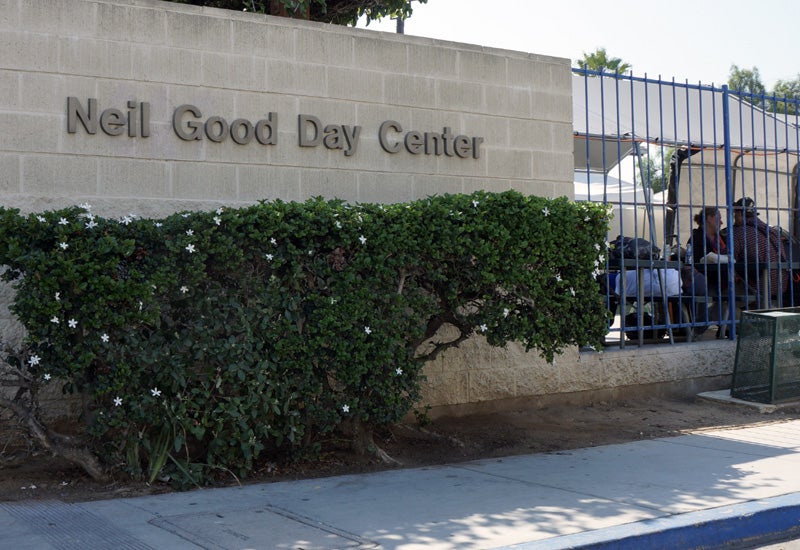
[609,235,661,262]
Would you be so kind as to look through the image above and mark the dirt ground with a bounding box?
[2,394,799,503]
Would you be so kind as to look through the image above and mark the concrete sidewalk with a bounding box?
[2,393,800,550]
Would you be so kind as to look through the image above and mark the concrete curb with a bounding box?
[504,493,800,549]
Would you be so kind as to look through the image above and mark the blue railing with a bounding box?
[573,68,800,346]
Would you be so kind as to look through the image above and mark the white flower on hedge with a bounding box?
[68,318,77,328]
[186,229,194,236]
[308,249,314,256]
[151,387,161,397]
[138,301,143,311]
[85,220,98,229]
[265,253,273,261]
[78,202,92,211]
[120,216,132,225]
[213,216,221,226]
[180,286,189,294]
[50,316,59,324]
[29,355,41,366]
[101,333,109,343]
[113,396,123,407]
[58,217,68,225]
[182,213,190,218]
[185,244,196,253]
[503,308,510,318]
[54,292,60,301]
[364,326,372,335]
[555,274,562,282]
[342,404,350,413]
[570,287,576,296]
[335,221,342,229]
[216,207,224,215]
[396,368,403,375]
[154,222,163,228]
[270,238,277,246]
[542,207,550,217]
[359,235,367,245]
[472,200,480,208]
[59,242,69,250]
[43,373,51,381]
[594,243,601,251]
[37,215,46,223]
[479,324,488,332]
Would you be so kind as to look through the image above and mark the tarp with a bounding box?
[573,72,800,173]
[573,172,642,203]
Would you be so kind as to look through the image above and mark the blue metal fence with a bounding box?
[572,68,800,346]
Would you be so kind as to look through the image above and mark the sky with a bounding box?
[358,0,800,90]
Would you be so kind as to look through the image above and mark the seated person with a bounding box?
[614,267,713,337]
[687,206,729,295]
[729,197,789,299]
[689,207,727,262]
[595,270,677,327]
[614,268,681,298]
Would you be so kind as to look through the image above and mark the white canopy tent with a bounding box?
[572,72,800,173]
[572,71,800,248]
[573,171,665,246]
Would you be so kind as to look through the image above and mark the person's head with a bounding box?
[694,207,721,233]
[733,197,757,225]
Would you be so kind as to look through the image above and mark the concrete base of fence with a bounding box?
[420,337,735,418]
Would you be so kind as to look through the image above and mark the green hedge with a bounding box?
[0,191,609,486]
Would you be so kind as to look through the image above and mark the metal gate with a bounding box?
[572,68,800,346]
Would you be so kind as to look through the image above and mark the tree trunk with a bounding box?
[270,0,310,18]
[0,396,107,481]
[350,417,401,465]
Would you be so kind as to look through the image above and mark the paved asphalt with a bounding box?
[2,390,800,550]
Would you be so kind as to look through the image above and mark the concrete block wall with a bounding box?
[0,0,573,218]
[0,0,735,416]
[420,336,734,415]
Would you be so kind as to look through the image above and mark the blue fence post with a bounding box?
[721,84,737,339]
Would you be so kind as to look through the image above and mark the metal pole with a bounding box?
[722,84,737,339]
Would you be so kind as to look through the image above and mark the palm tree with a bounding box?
[576,48,632,74]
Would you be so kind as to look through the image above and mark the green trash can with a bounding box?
[732,308,800,404]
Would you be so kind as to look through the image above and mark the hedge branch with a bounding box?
[0,395,107,481]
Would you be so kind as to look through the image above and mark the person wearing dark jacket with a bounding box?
[684,207,731,336]
[730,197,789,300]
[688,206,728,295]
[689,207,726,262]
